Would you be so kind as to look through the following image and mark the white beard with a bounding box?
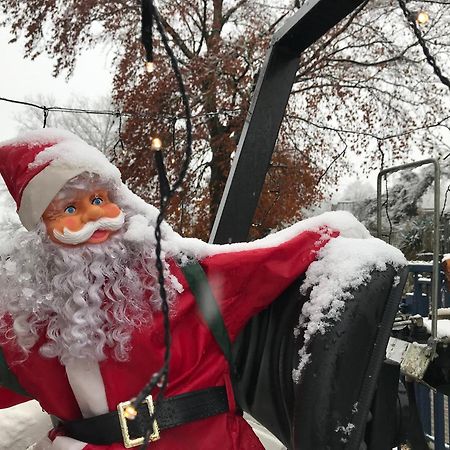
[0,215,180,364]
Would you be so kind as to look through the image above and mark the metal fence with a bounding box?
[405,263,450,449]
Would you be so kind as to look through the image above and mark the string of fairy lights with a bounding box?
[128,1,193,447]
[1,0,450,446]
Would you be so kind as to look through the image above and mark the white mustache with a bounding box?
[53,212,125,245]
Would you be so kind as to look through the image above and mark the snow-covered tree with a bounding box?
[341,165,450,260]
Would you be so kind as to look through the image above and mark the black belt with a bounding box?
[62,386,229,447]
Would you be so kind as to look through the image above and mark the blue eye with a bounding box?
[64,205,76,214]
[92,197,103,206]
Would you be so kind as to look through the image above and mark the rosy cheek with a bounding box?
[53,217,81,232]
[64,217,80,230]
[103,203,122,218]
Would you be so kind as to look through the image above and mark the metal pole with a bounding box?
[210,0,368,244]
[377,158,440,342]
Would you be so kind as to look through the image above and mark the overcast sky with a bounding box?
[0,26,113,141]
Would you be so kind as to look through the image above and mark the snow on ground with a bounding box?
[0,403,285,450]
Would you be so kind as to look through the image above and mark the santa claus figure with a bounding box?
[0,129,370,449]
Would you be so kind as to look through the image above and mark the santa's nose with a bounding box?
[82,206,104,223]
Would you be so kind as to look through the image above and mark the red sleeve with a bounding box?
[0,386,31,408]
[200,229,338,340]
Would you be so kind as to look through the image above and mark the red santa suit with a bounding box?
[0,129,367,449]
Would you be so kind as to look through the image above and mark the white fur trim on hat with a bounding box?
[18,165,85,231]
[14,128,123,230]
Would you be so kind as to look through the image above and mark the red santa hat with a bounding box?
[0,128,122,231]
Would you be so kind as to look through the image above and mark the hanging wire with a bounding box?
[112,112,125,162]
[441,185,450,219]
[398,0,450,93]
[121,3,193,447]
[153,6,192,195]
[43,107,49,128]
[0,95,238,123]
[378,142,393,243]
[0,96,131,116]
[384,173,393,244]
[141,0,154,71]
[315,132,347,186]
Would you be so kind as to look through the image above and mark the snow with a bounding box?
[0,401,52,449]
[18,129,122,183]
[292,236,407,383]
[423,318,450,340]
[1,128,83,148]
[437,308,450,317]
[409,260,432,266]
[335,422,356,443]
[172,210,370,261]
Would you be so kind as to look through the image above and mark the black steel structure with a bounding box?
[210,0,367,244]
[208,2,420,449]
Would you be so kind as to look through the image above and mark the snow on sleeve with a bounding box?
[175,211,371,260]
[292,236,407,383]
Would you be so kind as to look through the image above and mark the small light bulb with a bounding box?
[416,11,430,25]
[146,61,155,73]
[151,137,162,151]
[124,405,138,420]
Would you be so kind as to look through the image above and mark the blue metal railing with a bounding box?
[404,263,450,449]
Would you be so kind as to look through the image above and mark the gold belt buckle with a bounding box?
[117,395,160,448]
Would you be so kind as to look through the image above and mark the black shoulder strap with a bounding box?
[0,347,31,398]
[181,261,234,370]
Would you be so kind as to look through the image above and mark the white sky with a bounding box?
[0,26,113,141]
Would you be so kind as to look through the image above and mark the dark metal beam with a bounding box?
[210,0,367,244]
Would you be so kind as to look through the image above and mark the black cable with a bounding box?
[43,107,49,128]
[384,174,393,244]
[378,142,393,243]
[0,95,237,122]
[0,3,192,440]
[440,185,450,219]
[141,0,154,67]
[129,7,193,445]
[0,96,127,116]
[153,150,171,200]
[316,148,346,186]
[316,132,347,186]
[398,0,450,93]
[112,113,125,162]
[153,5,192,195]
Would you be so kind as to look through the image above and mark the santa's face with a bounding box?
[42,188,125,246]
